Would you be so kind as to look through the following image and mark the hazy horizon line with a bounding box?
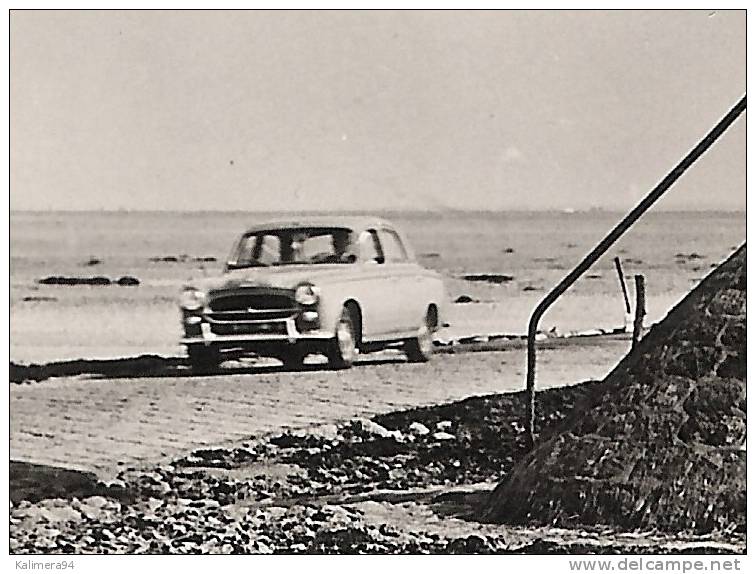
[9,207,747,215]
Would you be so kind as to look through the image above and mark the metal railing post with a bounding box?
[524,95,746,450]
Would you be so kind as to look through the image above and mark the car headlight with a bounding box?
[294,283,320,306]
[180,288,206,311]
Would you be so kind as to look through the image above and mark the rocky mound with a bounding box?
[484,245,746,533]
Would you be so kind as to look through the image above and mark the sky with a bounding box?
[10,10,746,212]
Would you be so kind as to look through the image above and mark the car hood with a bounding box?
[186,264,358,294]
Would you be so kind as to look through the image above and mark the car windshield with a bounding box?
[228,227,357,269]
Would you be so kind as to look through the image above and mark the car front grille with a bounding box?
[210,321,288,336]
[207,290,298,322]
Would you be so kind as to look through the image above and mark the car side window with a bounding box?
[377,229,408,262]
[358,229,384,263]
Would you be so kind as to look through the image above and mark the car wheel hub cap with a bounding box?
[418,325,432,355]
[337,321,355,360]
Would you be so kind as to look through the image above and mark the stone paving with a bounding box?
[10,341,628,477]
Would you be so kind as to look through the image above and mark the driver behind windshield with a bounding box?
[312,230,355,264]
[332,230,353,262]
[279,233,309,264]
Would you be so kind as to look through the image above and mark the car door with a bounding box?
[376,227,422,334]
[352,228,396,338]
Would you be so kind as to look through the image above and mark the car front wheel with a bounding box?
[326,307,357,369]
[405,310,435,363]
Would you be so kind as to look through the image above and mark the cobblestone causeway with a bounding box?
[11,342,627,476]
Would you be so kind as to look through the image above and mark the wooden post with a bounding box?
[614,257,632,315]
[632,274,646,349]
[614,256,633,331]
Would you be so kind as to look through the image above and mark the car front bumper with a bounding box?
[180,317,333,346]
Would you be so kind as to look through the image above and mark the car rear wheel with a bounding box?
[187,344,221,374]
[405,309,435,363]
[326,307,357,370]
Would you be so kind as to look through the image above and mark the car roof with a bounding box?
[241,215,396,235]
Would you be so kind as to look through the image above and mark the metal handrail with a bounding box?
[524,95,746,449]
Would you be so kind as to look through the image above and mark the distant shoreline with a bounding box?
[8,208,747,216]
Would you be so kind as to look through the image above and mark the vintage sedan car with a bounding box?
[179,216,447,372]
